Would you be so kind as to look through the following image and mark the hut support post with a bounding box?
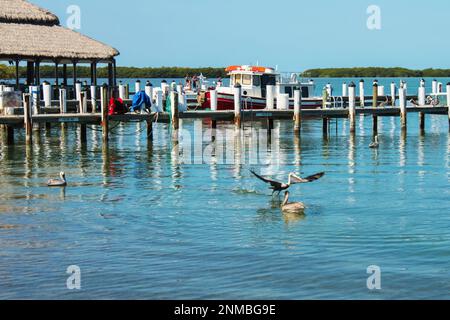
[62,64,67,87]
[294,89,302,134]
[15,60,20,89]
[26,61,34,85]
[35,61,41,86]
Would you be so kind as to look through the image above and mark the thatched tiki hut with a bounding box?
[0,0,119,91]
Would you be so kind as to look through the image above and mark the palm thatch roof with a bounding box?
[0,0,59,25]
[0,0,119,63]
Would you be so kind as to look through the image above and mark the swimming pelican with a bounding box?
[250,169,325,197]
[369,135,379,149]
[48,172,67,187]
[281,191,305,214]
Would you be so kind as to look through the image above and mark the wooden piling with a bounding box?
[447,83,450,131]
[80,123,87,143]
[348,82,356,133]
[419,112,425,131]
[373,81,378,135]
[23,94,32,144]
[100,84,109,144]
[6,125,14,145]
[233,84,242,129]
[322,117,328,138]
[170,91,179,131]
[294,90,302,134]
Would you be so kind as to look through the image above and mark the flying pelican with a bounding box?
[48,172,67,187]
[369,135,379,149]
[281,191,305,214]
[250,169,325,197]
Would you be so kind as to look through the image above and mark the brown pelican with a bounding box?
[48,172,67,187]
[369,135,379,149]
[281,191,305,214]
[250,169,325,196]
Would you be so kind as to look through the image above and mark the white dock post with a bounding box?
[349,82,356,133]
[294,89,302,134]
[156,89,163,112]
[447,83,450,130]
[399,87,407,129]
[432,79,437,94]
[266,85,274,110]
[90,85,97,113]
[233,84,242,128]
[277,94,289,110]
[210,89,218,111]
[418,81,426,106]
[59,88,67,114]
[79,91,87,114]
[377,86,385,97]
[30,85,40,115]
[390,82,396,106]
[135,80,141,93]
[176,84,184,110]
[342,82,348,97]
[359,79,365,107]
[118,82,126,100]
[145,81,153,101]
[42,81,52,108]
[75,81,82,102]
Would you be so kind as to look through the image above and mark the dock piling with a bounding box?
[23,93,32,144]
[390,82,396,107]
[294,89,302,134]
[373,80,379,135]
[59,88,67,114]
[101,84,109,143]
[348,82,356,133]
[447,83,450,130]
[266,85,274,110]
[233,84,242,129]
[359,80,365,107]
[399,86,407,129]
[210,89,218,111]
[43,81,51,108]
[90,85,97,113]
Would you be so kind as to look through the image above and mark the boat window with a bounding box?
[234,74,242,85]
[253,76,261,87]
[261,75,276,87]
[285,86,293,97]
[242,75,252,85]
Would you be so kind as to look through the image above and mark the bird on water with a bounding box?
[281,191,305,214]
[369,135,379,149]
[250,169,325,197]
[48,172,67,187]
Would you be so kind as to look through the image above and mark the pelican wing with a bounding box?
[291,172,325,184]
[250,170,283,189]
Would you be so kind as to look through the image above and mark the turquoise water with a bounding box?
[0,78,449,300]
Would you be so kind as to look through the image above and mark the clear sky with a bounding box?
[31,0,450,71]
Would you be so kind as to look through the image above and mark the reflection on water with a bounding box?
[0,113,449,300]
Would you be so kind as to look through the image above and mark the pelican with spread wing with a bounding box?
[250,169,325,196]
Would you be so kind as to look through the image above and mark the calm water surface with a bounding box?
[0,80,450,300]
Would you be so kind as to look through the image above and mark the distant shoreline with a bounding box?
[3,65,450,80]
[0,65,227,80]
[301,67,450,78]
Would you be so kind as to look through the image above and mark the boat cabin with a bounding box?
[226,65,315,99]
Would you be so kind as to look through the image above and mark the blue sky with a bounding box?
[32,0,450,71]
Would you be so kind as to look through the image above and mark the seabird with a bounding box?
[250,169,325,197]
[369,135,379,149]
[281,191,305,214]
[48,172,67,187]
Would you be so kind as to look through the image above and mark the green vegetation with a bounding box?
[301,67,450,78]
[0,65,227,79]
